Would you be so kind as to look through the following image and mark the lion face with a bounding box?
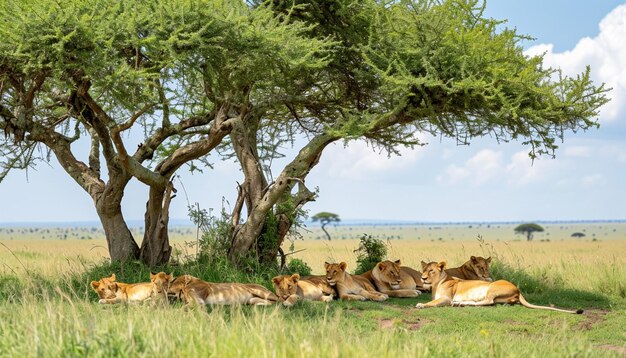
[272,274,300,300]
[168,275,196,297]
[376,260,402,289]
[90,274,118,299]
[468,256,492,281]
[420,261,447,285]
[324,262,347,286]
[150,272,174,295]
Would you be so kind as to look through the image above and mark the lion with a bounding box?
[150,271,174,305]
[414,261,583,314]
[360,260,423,297]
[272,273,335,307]
[444,256,493,281]
[90,273,159,305]
[324,262,388,301]
[167,275,279,306]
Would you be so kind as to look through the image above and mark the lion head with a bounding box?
[324,262,347,286]
[272,274,300,301]
[420,261,447,286]
[467,256,492,281]
[374,260,403,289]
[167,274,198,298]
[150,271,174,296]
[90,273,118,299]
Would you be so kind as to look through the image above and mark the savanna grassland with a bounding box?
[0,223,625,357]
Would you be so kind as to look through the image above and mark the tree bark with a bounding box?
[140,182,174,267]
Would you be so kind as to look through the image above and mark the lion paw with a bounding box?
[98,299,107,304]
[321,295,333,303]
[415,303,425,309]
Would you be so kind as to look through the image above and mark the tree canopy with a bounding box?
[312,212,341,240]
[1,0,610,267]
[514,223,545,241]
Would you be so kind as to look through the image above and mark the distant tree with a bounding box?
[514,223,545,241]
[571,232,586,238]
[311,212,341,241]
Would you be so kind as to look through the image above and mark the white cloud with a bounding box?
[563,145,592,158]
[438,149,503,185]
[321,138,426,179]
[581,174,604,188]
[506,151,554,185]
[525,4,626,121]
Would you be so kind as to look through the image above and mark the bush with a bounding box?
[287,258,312,276]
[353,234,387,275]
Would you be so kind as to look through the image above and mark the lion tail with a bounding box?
[518,293,583,314]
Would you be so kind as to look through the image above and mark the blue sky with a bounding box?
[1,1,626,224]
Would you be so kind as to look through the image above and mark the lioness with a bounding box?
[415,261,583,314]
[150,271,174,305]
[324,262,388,301]
[272,273,335,307]
[90,273,159,305]
[444,256,493,281]
[168,275,279,306]
[360,260,423,298]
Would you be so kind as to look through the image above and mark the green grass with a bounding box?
[1,234,625,357]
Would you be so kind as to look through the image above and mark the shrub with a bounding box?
[287,258,312,276]
[353,234,387,275]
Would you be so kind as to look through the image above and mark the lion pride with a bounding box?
[415,261,583,314]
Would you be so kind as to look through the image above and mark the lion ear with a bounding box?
[168,273,175,282]
[272,276,282,285]
[339,262,347,271]
[324,262,330,269]
[150,272,156,279]
[91,281,99,289]
[290,273,300,282]
[108,273,116,281]
[377,262,386,271]
[486,257,492,264]
[394,259,401,265]
[437,261,447,271]
[470,256,477,263]
[421,261,428,271]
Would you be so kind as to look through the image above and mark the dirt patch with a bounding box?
[596,345,626,355]
[378,318,432,330]
[577,309,609,331]
[403,318,432,331]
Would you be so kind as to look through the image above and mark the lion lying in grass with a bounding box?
[90,272,168,305]
[415,261,583,314]
[168,275,279,306]
[444,256,492,281]
[360,260,423,298]
[325,262,388,301]
[272,273,335,306]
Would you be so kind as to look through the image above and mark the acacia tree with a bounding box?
[0,0,332,266]
[515,223,545,241]
[225,0,609,264]
[312,212,341,240]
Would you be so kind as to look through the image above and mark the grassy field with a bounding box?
[0,223,625,357]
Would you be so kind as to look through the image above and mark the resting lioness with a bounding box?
[415,261,583,314]
[324,262,388,301]
[444,256,493,281]
[272,273,335,307]
[360,260,423,298]
[168,275,279,306]
[150,271,174,305]
[90,273,162,305]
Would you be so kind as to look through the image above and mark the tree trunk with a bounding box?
[97,209,140,261]
[95,183,140,262]
[140,182,174,267]
[228,133,338,263]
